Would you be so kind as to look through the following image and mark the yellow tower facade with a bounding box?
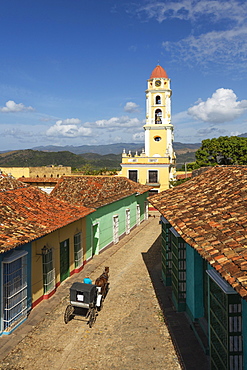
[119,65,176,193]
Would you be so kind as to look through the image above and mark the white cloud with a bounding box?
[124,102,140,113]
[136,1,247,71]
[93,116,143,129]
[46,118,92,138]
[162,26,247,70]
[196,127,227,136]
[188,88,247,123]
[138,0,247,24]
[0,100,34,113]
[132,132,144,142]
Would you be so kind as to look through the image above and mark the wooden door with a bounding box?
[60,239,70,282]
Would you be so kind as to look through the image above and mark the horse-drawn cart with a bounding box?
[64,267,109,328]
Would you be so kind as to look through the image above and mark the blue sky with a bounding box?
[0,0,247,151]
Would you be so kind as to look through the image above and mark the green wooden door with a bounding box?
[60,239,70,282]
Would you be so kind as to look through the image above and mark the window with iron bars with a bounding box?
[74,232,83,268]
[43,248,55,294]
[2,252,28,332]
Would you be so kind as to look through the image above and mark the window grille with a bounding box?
[43,248,55,294]
[170,227,186,311]
[161,219,172,286]
[125,209,130,234]
[2,252,27,332]
[74,232,83,268]
[136,204,140,226]
[207,270,243,370]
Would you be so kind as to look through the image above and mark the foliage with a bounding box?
[170,178,191,187]
[195,136,247,167]
[175,152,197,169]
[179,162,200,171]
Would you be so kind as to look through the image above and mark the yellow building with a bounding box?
[0,165,71,179]
[119,65,176,193]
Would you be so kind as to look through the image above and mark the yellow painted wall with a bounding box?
[31,218,87,305]
[0,167,30,178]
[0,166,71,178]
[144,128,169,157]
[119,165,171,192]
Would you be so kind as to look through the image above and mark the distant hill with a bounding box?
[0,142,202,170]
[0,148,198,170]
[0,149,122,170]
[32,143,143,155]
[33,142,201,155]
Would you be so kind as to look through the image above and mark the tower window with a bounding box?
[148,170,158,184]
[128,170,138,182]
[155,109,162,124]
[154,136,161,142]
[156,95,161,104]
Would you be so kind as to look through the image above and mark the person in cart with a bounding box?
[83,276,92,284]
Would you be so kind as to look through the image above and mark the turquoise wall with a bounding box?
[86,192,148,259]
[186,244,204,321]
[242,299,247,368]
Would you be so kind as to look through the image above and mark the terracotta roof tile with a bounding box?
[18,177,59,183]
[0,182,95,253]
[149,166,247,300]
[50,176,151,208]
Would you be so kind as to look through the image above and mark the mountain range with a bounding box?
[32,142,201,155]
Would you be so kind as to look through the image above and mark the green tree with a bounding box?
[195,136,247,167]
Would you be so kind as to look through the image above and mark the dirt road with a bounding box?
[0,216,181,370]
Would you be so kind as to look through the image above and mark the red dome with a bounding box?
[150,65,168,79]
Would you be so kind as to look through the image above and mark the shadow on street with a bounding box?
[142,234,210,370]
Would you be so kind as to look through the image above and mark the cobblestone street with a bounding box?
[0,214,208,369]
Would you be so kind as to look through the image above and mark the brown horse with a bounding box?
[95,267,109,298]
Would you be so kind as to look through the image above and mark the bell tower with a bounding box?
[144,65,173,158]
[119,64,176,193]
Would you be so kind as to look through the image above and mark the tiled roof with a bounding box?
[0,174,29,191]
[150,65,168,79]
[18,177,59,183]
[0,183,95,253]
[51,176,151,208]
[149,166,247,299]
[176,173,192,180]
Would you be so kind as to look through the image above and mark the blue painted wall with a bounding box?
[186,244,204,321]
[0,242,32,335]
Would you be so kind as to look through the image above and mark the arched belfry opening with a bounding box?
[155,109,162,124]
[156,95,161,104]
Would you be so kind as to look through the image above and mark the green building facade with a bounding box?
[86,193,149,260]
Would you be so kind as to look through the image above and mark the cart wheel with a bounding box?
[64,304,74,324]
[88,307,96,328]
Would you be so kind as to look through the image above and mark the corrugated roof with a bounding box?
[0,178,95,253]
[149,166,247,299]
[51,176,151,208]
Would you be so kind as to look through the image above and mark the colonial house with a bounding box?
[0,174,94,335]
[51,176,151,260]
[149,166,247,369]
